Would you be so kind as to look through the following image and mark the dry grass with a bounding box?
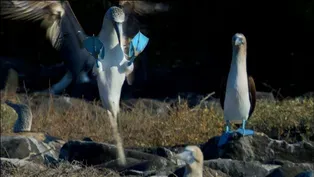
[0,160,225,177]
[1,160,119,177]
[1,90,314,147]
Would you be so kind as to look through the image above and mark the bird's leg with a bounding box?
[107,111,126,166]
[218,120,232,147]
[226,120,230,132]
[236,120,254,136]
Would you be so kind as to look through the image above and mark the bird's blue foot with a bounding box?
[236,120,254,136]
[218,131,233,147]
[218,121,232,147]
[235,128,254,136]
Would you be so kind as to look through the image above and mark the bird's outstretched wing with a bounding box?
[119,0,170,48]
[116,0,170,85]
[0,0,85,50]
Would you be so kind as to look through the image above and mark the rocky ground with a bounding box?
[1,92,313,177]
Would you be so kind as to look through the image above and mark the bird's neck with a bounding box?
[99,23,121,50]
[185,164,203,177]
[231,46,247,74]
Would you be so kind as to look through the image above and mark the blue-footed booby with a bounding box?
[175,146,204,177]
[218,33,257,147]
[0,0,168,94]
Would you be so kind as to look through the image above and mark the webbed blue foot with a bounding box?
[236,128,254,136]
[218,132,233,147]
[218,120,232,147]
[236,120,254,136]
[127,31,149,63]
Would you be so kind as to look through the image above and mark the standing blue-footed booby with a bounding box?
[218,33,257,147]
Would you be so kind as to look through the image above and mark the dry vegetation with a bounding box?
[0,160,120,177]
[1,90,314,147]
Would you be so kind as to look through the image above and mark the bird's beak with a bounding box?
[234,38,244,46]
[114,22,123,48]
[175,150,195,165]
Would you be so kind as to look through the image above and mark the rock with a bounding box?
[0,134,65,165]
[266,161,314,177]
[129,144,198,166]
[169,165,229,177]
[201,135,221,159]
[59,140,176,175]
[204,159,273,177]
[82,137,94,141]
[97,157,142,171]
[202,132,314,163]
[130,146,181,158]
[295,171,314,177]
[120,158,176,176]
[203,167,229,177]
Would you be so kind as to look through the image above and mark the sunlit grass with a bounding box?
[1,91,313,147]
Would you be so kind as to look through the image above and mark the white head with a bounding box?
[101,6,125,49]
[176,145,204,177]
[100,6,134,73]
[232,33,247,64]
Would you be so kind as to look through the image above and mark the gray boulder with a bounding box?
[204,159,275,177]
[59,140,177,175]
[202,132,314,163]
[266,161,314,177]
[0,134,65,165]
[295,171,314,177]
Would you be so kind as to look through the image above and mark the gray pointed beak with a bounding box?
[175,150,195,164]
[235,38,244,46]
[114,22,123,48]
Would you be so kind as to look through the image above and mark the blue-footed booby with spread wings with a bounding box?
[218,33,257,147]
[1,0,169,165]
[0,0,169,94]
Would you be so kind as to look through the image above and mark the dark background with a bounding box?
[1,0,313,100]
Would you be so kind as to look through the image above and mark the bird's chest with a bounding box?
[224,71,251,120]
[97,67,125,87]
[225,67,249,99]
